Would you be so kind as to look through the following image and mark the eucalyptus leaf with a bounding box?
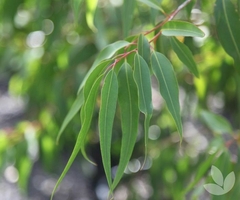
[99,69,118,189]
[137,34,151,65]
[51,74,104,200]
[78,60,111,94]
[170,37,199,77]
[215,0,240,73]
[162,21,205,37]
[134,54,153,167]
[78,41,129,93]
[122,0,136,37]
[137,0,164,13]
[80,74,105,164]
[112,62,139,190]
[56,91,84,143]
[151,51,182,137]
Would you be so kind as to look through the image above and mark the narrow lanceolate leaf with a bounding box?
[72,0,83,24]
[112,62,139,190]
[122,0,136,37]
[137,0,165,13]
[151,52,182,137]
[170,37,199,77]
[99,69,118,190]
[51,75,103,200]
[138,34,151,65]
[78,41,129,93]
[134,54,152,114]
[78,60,111,94]
[215,0,240,73]
[56,91,84,143]
[162,21,205,37]
[80,74,105,164]
[134,54,152,168]
[86,0,98,31]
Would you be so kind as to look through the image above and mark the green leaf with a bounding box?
[133,54,152,114]
[214,0,240,73]
[71,0,83,24]
[162,21,205,37]
[80,74,105,164]
[94,41,129,66]
[51,74,103,200]
[151,51,182,137]
[112,62,139,190]
[86,0,98,31]
[78,60,111,94]
[56,91,84,144]
[99,69,118,189]
[133,54,153,168]
[78,41,129,93]
[200,110,232,134]
[137,0,164,13]
[122,0,136,37]
[137,34,151,65]
[170,37,199,77]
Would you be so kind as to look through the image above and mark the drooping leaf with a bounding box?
[99,69,118,190]
[80,74,105,164]
[78,60,111,94]
[162,21,205,37]
[170,37,199,77]
[56,91,84,143]
[151,51,182,137]
[86,0,98,31]
[137,0,164,13]
[112,62,139,190]
[122,0,136,37]
[134,54,152,114]
[51,74,104,200]
[200,110,232,134]
[71,0,83,24]
[137,34,151,65]
[133,54,153,168]
[214,0,240,73]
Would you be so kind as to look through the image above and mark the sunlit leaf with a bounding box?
[51,74,104,200]
[170,37,199,77]
[200,110,232,134]
[162,21,205,37]
[215,0,240,73]
[137,34,151,65]
[151,51,182,137]
[99,69,118,189]
[86,0,98,31]
[122,0,136,37]
[134,54,152,168]
[56,91,84,143]
[112,62,139,190]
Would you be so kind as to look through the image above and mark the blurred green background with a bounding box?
[0,0,240,199]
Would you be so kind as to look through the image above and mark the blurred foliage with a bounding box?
[0,0,240,199]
